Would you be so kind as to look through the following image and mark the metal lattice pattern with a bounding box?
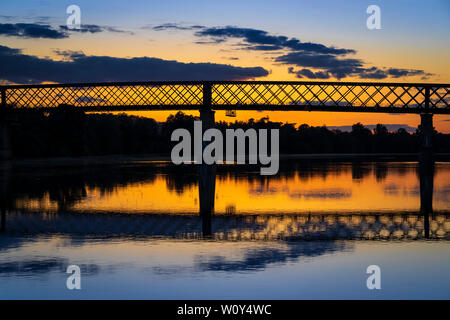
[1,81,449,113]
[3,83,203,109]
[212,83,449,109]
[430,86,450,107]
[5,211,450,240]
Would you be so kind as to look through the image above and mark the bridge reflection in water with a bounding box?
[1,158,448,240]
[1,153,450,241]
[3,210,449,240]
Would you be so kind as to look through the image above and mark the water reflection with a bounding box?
[1,158,450,298]
[194,241,351,272]
[0,235,351,277]
[2,159,449,215]
[1,159,449,238]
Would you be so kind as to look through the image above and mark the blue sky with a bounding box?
[2,0,449,44]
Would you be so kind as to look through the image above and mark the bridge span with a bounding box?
[1,81,449,113]
[1,81,447,159]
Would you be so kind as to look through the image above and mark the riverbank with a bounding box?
[1,153,450,169]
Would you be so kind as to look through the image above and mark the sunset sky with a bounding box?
[1,0,449,131]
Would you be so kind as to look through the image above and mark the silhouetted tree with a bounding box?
[9,111,448,158]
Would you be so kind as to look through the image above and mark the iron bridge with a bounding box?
[0,81,449,114]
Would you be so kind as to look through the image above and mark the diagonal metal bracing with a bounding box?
[1,81,449,114]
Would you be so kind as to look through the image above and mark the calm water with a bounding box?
[0,158,449,299]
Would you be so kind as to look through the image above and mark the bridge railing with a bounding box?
[1,81,449,113]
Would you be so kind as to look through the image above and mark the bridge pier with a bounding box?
[199,108,216,237]
[0,161,9,233]
[418,113,434,239]
[419,156,433,239]
[0,204,5,233]
[0,119,12,161]
[419,113,434,150]
[1,87,11,160]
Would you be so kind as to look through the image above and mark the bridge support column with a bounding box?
[0,204,5,233]
[0,161,9,233]
[419,156,433,239]
[1,87,11,160]
[0,120,12,161]
[419,113,434,150]
[419,113,434,239]
[199,109,216,237]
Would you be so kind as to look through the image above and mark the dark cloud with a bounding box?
[194,26,355,55]
[0,45,268,84]
[0,23,129,39]
[0,23,67,39]
[278,51,364,79]
[387,68,428,78]
[152,24,433,80]
[282,52,429,80]
[60,24,130,34]
[150,23,205,31]
[244,44,284,51]
[75,96,107,103]
[288,67,330,79]
[194,38,226,45]
[54,49,86,59]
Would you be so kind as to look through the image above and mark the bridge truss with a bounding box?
[1,81,449,114]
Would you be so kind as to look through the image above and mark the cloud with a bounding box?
[75,96,107,103]
[60,24,130,34]
[194,39,226,45]
[54,49,86,59]
[282,52,429,80]
[387,68,429,78]
[154,24,434,80]
[0,23,67,39]
[281,52,369,79]
[149,23,205,31]
[194,26,355,55]
[288,67,331,79]
[0,23,130,39]
[0,45,269,84]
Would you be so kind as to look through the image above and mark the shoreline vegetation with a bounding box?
[3,153,450,168]
[8,110,450,159]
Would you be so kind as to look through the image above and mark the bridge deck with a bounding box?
[1,81,449,114]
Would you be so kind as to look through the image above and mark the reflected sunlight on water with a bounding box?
[10,161,450,214]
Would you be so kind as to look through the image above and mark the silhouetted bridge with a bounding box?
[1,81,449,113]
[0,81,447,236]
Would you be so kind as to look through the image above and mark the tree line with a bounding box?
[9,110,450,158]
